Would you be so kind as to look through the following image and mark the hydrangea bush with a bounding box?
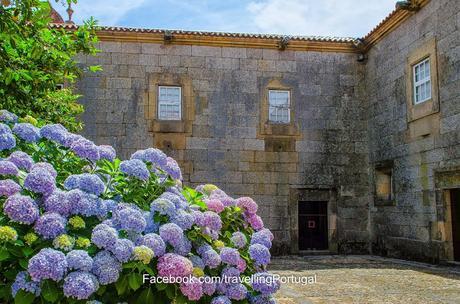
[0,110,279,304]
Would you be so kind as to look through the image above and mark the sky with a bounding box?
[54,0,396,38]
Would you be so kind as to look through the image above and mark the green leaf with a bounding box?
[14,290,35,304]
[128,273,142,291]
[0,248,10,261]
[156,282,167,291]
[137,287,154,303]
[115,276,128,295]
[41,281,59,303]
[19,259,28,269]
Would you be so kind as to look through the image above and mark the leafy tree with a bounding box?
[0,0,99,131]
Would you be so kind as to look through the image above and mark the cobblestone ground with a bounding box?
[269,255,460,304]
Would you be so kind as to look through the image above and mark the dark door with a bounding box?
[298,201,328,250]
[451,189,460,261]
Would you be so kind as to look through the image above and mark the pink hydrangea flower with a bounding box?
[206,199,224,213]
[157,253,193,278]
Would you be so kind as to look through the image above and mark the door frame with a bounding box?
[289,187,338,254]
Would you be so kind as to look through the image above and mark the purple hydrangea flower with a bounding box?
[137,233,166,257]
[34,212,67,239]
[98,145,116,161]
[4,194,39,224]
[203,211,222,231]
[62,133,84,148]
[70,138,100,161]
[11,271,41,297]
[120,159,150,181]
[211,296,232,304]
[112,204,146,233]
[63,271,99,300]
[206,199,225,213]
[171,209,194,230]
[44,190,72,216]
[67,190,93,216]
[28,248,67,282]
[174,237,192,256]
[157,253,193,278]
[180,279,204,301]
[0,160,19,176]
[13,123,41,142]
[231,232,247,249]
[0,179,21,197]
[221,266,240,282]
[202,249,221,269]
[247,214,264,231]
[202,278,217,296]
[190,255,205,269]
[250,229,273,249]
[197,244,213,256]
[131,148,167,167]
[40,124,68,145]
[192,210,205,226]
[24,167,56,195]
[65,173,105,196]
[251,272,281,295]
[67,250,93,272]
[226,283,247,300]
[236,197,258,215]
[110,238,134,263]
[220,247,240,266]
[91,223,118,250]
[91,251,121,285]
[0,110,18,123]
[150,197,176,217]
[0,133,16,151]
[159,223,184,247]
[163,157,182,180]
[249,244,271,266]
[31,162,57,178]
[8,151,33,171]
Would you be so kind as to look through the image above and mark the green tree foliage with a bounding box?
[0,0,99,131]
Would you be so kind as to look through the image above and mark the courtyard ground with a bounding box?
[270,255,460,304]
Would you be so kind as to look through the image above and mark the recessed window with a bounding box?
[268,90,290,123]
[413,58,431,104]
[158,86,181,120]
[375,167,393,201]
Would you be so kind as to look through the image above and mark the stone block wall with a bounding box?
[76,43,370,254]
[365,0,460,262]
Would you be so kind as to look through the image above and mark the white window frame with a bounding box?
[158,86,182,121]
[413,58,431,105]
[268,89,291,124]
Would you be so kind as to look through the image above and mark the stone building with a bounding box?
[55,0,459,262]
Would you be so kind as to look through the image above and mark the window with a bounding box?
[375,168,393,201]
[268,90,290,123]
[158,86,181,120]
[413,58,431,104]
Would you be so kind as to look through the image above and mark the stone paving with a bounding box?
[270,255,460,304]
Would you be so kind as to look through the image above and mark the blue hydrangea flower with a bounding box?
[40,124,68,145]
[221,266,240,282]
[159,223,184,247]
[0,160,19,176]
[192,210,205,226]
[0,132,16,151]
[211,296,232,304]
[197,244,213,256]
[63,271,99,300]
[0,110,18,123]
[98,145,116,161]
[131,148,167,167]
[34,212,67,239]
[171,209,194,230]
[190,255,205,269]
[91,223,118,250]
[174,237,192,256]
[249,244,271,266]
[67,190,92,216]
[31,162,57,178]
[67,250,94,272]
[62,133,84,148]
[143,211,159,233]
[202,249,221,269]
[64,175,80,190]
[4,194,39,224]
[24,167,56,195]
[91,251,121,285]
[250,229,273,249]
[251,272,281,295]
[150,197,176,217]
[231,232,247,249]
[28,248,68,282]
[203,278,217,296]
[137,233,166,257]
[44,189,72,216]
[0,123,11,134]
[110,238,134,263]
[65,173,105,196]
[160,191,188,209]
[220,247,240,266]
[11,271,41,297]
[112,204,146,233]
[13,123,41,142]
[226,283,247,300]
[70,138,100,161]
[120,159,150,181]
[0,179,21,197]
[8,151,33,171]
[163,157,182,180]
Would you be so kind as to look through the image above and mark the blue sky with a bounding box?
[54,0,396,38]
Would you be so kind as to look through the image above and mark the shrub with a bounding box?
[0,110,279,303]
